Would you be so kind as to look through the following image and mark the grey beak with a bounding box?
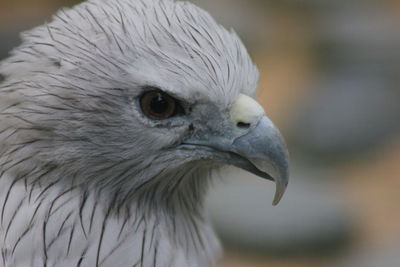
[230,116,289,205]
[182,115,289,205]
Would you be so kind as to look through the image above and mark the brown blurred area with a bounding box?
[0,0,80,21]
[1,1,400,266]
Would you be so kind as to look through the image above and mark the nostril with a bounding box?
[188,123,194,131]
[237,122,251,129]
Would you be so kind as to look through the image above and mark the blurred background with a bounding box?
[1,0,399,266]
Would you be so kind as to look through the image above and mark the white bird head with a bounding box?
[0,0,288,207]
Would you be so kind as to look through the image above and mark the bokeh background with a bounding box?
[1,0,399,266]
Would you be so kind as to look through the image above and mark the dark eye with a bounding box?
[140,90,183,120]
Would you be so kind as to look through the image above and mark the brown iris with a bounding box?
[140,90,181,120]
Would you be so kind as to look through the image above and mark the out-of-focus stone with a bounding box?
[331,241,400,267]
[289,69,400,161]
[206,165,354,255]
[287,0,400,161]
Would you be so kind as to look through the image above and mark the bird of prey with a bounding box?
[0,0,289,266]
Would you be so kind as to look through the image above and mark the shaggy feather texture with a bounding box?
[0,0,260,266]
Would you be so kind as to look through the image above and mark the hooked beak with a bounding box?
[183,94,290,205]
[229,116,289,205]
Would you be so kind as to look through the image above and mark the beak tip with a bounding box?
[272,178,288,206]
[272,194,283,206]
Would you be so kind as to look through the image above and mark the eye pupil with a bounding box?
[150,93,169,114]
[140,90,183,120]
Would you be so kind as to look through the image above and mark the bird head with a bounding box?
[0,0,289,209]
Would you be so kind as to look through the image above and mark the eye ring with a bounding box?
[140,90,182,120]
